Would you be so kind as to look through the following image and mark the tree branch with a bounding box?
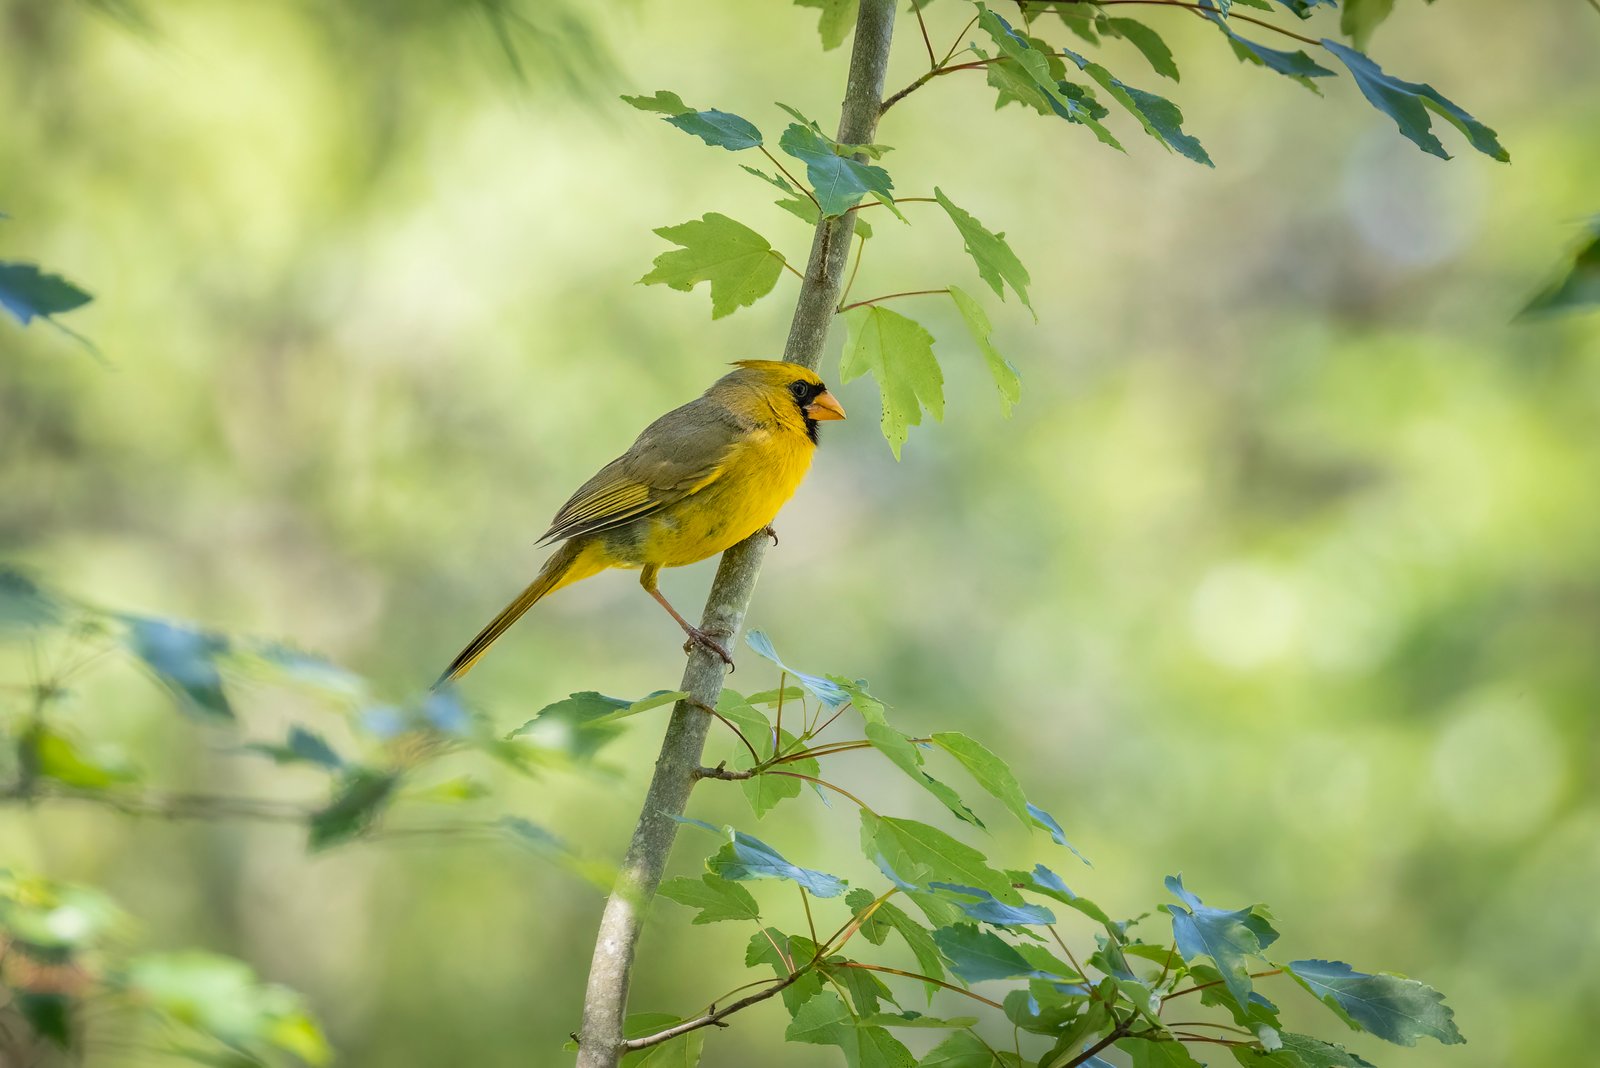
[619,970,808,1053]
[572,4,900,1065]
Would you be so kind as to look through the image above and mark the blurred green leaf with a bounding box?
[932,924,1037,984]
[1103,18,1179,80]
[639,214,786,319]
[933,188,1033,316]
[1286,959,1463,1046]
[121,616,232,721]
[786,991,916,1068]
[1520,218,1600,317]
[840,304,944,459]
[658,873,761,924]
[1275,0,1336,16]
[0,566,62,632]
[0,873,126,958]
[794,0,855,50]
[34,728,136,788]
[946,286,1019,417]
[1340,0,1396,48]
[0,261,92,326]
[244,725,343,770]
[1163,876,1278,1015]
[1321,40,1506,161]
[778,123,897,218]
[308,767,398,849]
[119,951,330,1066]
[17,993,73,1049]
[510,690,679,758]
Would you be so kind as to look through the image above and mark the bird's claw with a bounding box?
[761,524,779,547]
[683,627,735,669]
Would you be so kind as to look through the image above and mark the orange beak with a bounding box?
[805,390,847,421]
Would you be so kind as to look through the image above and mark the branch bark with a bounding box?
[571,4,899,1065]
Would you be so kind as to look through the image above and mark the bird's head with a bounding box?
[719,359,846,444]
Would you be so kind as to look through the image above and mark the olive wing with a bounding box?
[537,397,747,544]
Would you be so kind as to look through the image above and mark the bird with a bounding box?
[435,359,846,685]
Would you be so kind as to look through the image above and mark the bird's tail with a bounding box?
[434,541,601,687]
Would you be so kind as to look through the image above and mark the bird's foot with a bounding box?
[682,626,735,668]
[760,524,779,547]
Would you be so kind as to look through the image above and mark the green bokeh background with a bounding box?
[3,0,1598,1065]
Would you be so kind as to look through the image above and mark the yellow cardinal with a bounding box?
[436,360,845,684]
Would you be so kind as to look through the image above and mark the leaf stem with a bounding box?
[760,145,818,208]
[692,699,762,767]
[913,0,938,68]
[799,885,819,945]
[848,196,940,212]
[840,233,867,307]
[619,967,808,1052]
[767,770,876,814]
[838,288,950,313]
[774,253,807,282]
[834,962,1006,1010]
[1062,0,1323,48]
[1161,968,1283,1002]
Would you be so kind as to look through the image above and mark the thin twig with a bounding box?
[838,288,949,313]
[1043,0,1323,47]
[799,885,819,945]
[692,699,762,767]
[835,962,1006,1010]
[774,253,807,282]
[912,0,938,67]
[619,968,808,1052]
[1165,1021,1254,1036]
[839,233,867,306]
[849,196,940,212]
[821,887,899,954]
[1,781,314,823]
[767,771,875,813]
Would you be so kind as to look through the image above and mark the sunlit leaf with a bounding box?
[620,90,690,115]
[945,287,1020,416]
[840,304,943,459]
[35,728,136,789]
[794,0,856,50]
[920,1029,1026,1066]
[639,214,786,319]
[1340,0,1396,49]
[1287,959,1464,1046]
[861,812,1020,928]
[933,189,1033,316]
[930,730,1028,823]
[786,991,916,1068]
[1520,218,1600,317]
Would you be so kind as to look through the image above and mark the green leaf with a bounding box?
[639,214,785,319]
[664,109,763,151]
[920,1030,1021,1067]
[1340,0,1395,50]
[0,875,126,955]
[621,1012,705,1067]
[621,90,691,115]
[1521,218,1600,316]
[1061,50,1213,166]
[658,873,761,924]
[744,629,852,709]
[739,728,817,817]
[1028,802,1092,865]
[840,305,944,459]
[0,262,92,326]
[1104,19,1179,81]
[1120,1037,1206,1068]
[830,962,898,1016]
[1010,865,1115,925]
[705,828,847,897]
[1004,978,1093,1035]
[34,728,136,788]
[845,889,946,997]
[932,924,1036,984]
[1198,2,1335,88]
[0,567,62,632]
[1163,875,1278,1016]
[1235,1032,1378,1068]
[927,883,1054,927]
[862,812,1021,928]
[945,287,1020,416]
[245,726,344,770]
[778,123,897,217]
[795,0,857,50]
[786,991,916,1068]
[119,952,330,1065]
[121,616,232,721]
[308,767,399,850]
[930,730,1029,823]
[1275,0,1336,18]
[933,188,1033,316]
[774,191,874,239]
[1321,40,1507,161]
[746,929,827,1014]
[714,687,771,746]
[509,690,679,758]
[1287,959,1463,1046]
[865,721,982,827]
[17,992,72,1049]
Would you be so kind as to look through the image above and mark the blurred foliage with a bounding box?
[2,0,1598,1066]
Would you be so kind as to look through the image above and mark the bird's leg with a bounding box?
[639,564,734,667]
[760,524,779,546]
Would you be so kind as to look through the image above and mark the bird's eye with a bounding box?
[789,381,809,399]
